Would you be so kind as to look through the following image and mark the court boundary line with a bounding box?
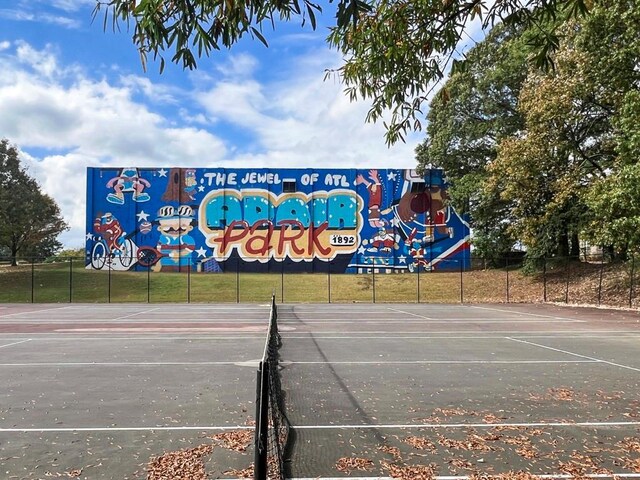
[386,307,435,320]
[506,337,640,373]
[0,306,73,318]
[0,359,599,367]
[287,475,640,480]
[469,305,587,322]
[0,339,32,350]
[3,420,640,433]
[112,306,162,321]
[1,330,638,337]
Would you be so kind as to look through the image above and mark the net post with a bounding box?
[254,360,268,480]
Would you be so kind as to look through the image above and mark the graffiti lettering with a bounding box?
[199,189,362,261]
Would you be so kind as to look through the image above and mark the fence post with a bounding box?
[281,260,284,304]
[598,252,605,306]
[69,257,73,303]
[236,258,240,304]
[108,260,112,303]
[328,261,331,304]
[505,257,510,303]
[543,257,547,302]
[629,255,636,308]
[460,260,464,304]
[417,264,420,304]
[187,259,191,304]
[147,264,151,303]
[372,263,376,304]
[31,258,35,303]
[564,257,570,304]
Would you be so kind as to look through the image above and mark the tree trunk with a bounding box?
[557,229,570,258]
[10,242,18,267]
[570,233,580,257]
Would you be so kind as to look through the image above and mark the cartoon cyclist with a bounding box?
[106,167,151,204]
[93,212,125,255]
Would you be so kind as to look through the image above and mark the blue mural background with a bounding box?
[86,167,470,273]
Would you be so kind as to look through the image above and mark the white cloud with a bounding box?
[1,42,419,248]
[0,7,80,28]
[16,41,59,77]
[0,41,10,51]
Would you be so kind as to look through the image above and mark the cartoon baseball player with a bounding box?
[153,205,196,272]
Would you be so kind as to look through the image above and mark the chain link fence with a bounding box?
[0,255,637,308]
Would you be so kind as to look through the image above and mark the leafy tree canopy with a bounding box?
[0,139,68,266]
[94,0,592,144]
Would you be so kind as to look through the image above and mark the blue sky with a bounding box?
[0,0,483,248]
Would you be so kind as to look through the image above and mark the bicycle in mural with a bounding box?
[90,213,136,270]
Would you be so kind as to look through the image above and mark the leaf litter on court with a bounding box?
[330,387,640,479]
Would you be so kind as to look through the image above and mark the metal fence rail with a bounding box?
[0,255,637,308]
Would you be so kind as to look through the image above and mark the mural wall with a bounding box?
[85,167,470,273]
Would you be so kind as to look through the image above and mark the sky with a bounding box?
[0,0,483,248]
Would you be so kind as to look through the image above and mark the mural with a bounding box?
[86,168,470,273]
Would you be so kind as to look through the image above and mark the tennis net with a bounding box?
[254,295,291,480]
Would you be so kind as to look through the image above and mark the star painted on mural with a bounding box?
[85,232,93,241]
[136,210,150,222]
[387,171,397,181]
[398,255,407,264]
[357,245,366,255]
[158,168,168,177]
[195,247,208,258]
[389,217,400,227]
[198,185,205,192]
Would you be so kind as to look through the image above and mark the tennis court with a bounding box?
[0,302,639,478]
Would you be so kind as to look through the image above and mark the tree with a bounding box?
[414,22,529,261]
[489,0,640,258]
[95,0,592,144]
[0,139,68,266]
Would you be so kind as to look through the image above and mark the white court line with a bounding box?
[506,337,640,373]
[291,420,640,429]
[0,336,267,341]
[112,306,163,321]
[0,361,260,366]
[3,420,640,433]
[290,475,640,480]
[0,306,73,318]
[0,425,253,432]
[386,307,434,319]
[277,319,582,324]
[0,339,32,349]
[469,305,586,322]
[0,360,599,367]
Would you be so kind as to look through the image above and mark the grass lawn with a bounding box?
[0,259,636,306]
